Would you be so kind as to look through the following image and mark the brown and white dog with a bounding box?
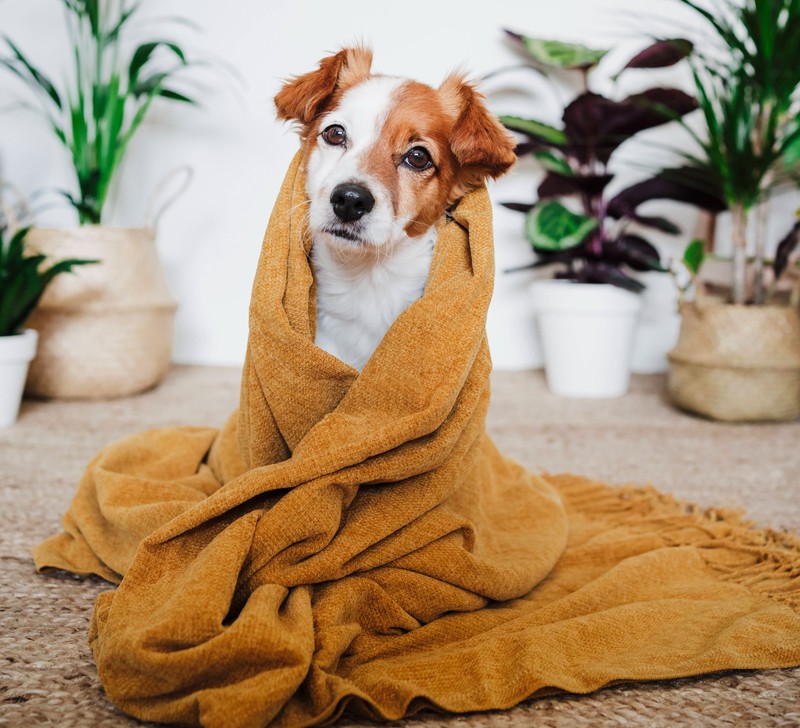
[275,47,516,371]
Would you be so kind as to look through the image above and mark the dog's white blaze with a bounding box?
[306,76,406,248]
[306,75,437,372]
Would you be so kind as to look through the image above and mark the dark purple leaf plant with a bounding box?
[498,31,727,292]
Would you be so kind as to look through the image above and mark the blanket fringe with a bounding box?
[549,474,800,611]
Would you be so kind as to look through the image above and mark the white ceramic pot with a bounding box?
[531,280,642,398]
[0,329,38,427]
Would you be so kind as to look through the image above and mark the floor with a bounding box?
[1,365,798,727]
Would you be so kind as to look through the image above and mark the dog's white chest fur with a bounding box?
[313,229,436,371]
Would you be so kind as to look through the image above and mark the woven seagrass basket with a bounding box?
[667,300,800,422]
[24,226,177,400]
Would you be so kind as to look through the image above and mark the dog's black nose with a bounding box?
[330,183,375,222]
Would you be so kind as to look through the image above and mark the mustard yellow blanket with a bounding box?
[35,152,800,728]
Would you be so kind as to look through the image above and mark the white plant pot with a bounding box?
[630,271,681,374]
[0,329,38,428]
[531,280,642,398]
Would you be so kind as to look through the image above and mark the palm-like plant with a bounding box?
[1,0,200,224]
[0,222,96,337]
[675,0,800,304]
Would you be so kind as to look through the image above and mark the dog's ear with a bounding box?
[275,47,373,125]
[438,73,517,189]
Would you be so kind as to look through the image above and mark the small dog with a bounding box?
[275,47,516,371]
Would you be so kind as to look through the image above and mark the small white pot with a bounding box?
[531,280,642,398]
[0,329,38,427]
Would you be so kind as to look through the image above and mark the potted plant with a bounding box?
[498,32,726,397]
[0,219,94,426]
[1,0,203,399]
[665,0,800,421]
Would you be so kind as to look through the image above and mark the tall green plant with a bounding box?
[675,0,800,304]
[0,224,96,336]
[1,0,199,224]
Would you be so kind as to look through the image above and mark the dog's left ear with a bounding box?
[438,74,517,188]
[275,47,373,126]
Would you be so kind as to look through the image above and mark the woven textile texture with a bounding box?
[31,152,800,728]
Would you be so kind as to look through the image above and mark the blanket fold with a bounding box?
[34,151,800,728]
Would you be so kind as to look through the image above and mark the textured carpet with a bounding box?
[1,366,798,727]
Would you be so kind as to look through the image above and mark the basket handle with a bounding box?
[0,181,33,230]
[145,166,194,232]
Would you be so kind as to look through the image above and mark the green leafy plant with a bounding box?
[669,0,800,304]
[673,238,706,300]
[0,223,96,336]
[1,0,203,224]
[498,32,726,292]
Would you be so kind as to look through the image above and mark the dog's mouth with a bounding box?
[322,225,366,245]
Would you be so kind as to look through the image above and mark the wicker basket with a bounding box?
[667,300,800,422]
[24,226,177,400]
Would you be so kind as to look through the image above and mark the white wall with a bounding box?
[2,0,794,368]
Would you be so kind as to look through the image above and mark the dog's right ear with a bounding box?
[274,47,373,125]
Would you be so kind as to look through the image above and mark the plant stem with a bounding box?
[752,196,769,304]
[704,212,717,252]
[750,97,774,306]
[731,203,749,304]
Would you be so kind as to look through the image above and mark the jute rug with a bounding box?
[1,365,798,727]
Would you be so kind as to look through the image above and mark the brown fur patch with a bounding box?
[274,47,373,128]
[438,73,518,196]
[361,81,458,237]
[362,78,517,237]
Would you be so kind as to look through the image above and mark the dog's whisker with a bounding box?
[289,199,313,216]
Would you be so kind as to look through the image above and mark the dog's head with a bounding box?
[275,47,516,252]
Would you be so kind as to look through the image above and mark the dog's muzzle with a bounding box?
[330,183,375,223]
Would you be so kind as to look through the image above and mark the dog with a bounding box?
[275,47,516,371]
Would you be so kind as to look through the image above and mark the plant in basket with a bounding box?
[664,0,800,422]
[0,0,213,399]
[0,210,95,426]
[497,31,726,398]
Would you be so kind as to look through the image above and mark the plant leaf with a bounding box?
[104,3,141,46]
[0,225,96,334]
[2,36,62,109]
[562,89,696,164]
[774,219,800,280]
[533,150,573,175]
[609,234,666,272]
[612,88,698,135]
[525,201,599,252]
[505,30,608,69]
[80,0,101,37]
[784,132,800,171]
[616,38,693,75]
[629,215,682,235]
[57,190,101,224]
[538,172,614,199]
[499,115,568,146]
[501,201,535,213]
[128,41,187,87]
[158,88,196,104]
[606,166,727,222]
[582,262,646,292]
[682,239,706,276]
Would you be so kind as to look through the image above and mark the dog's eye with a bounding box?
[403,147,433,171]
[321,124,346,146]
